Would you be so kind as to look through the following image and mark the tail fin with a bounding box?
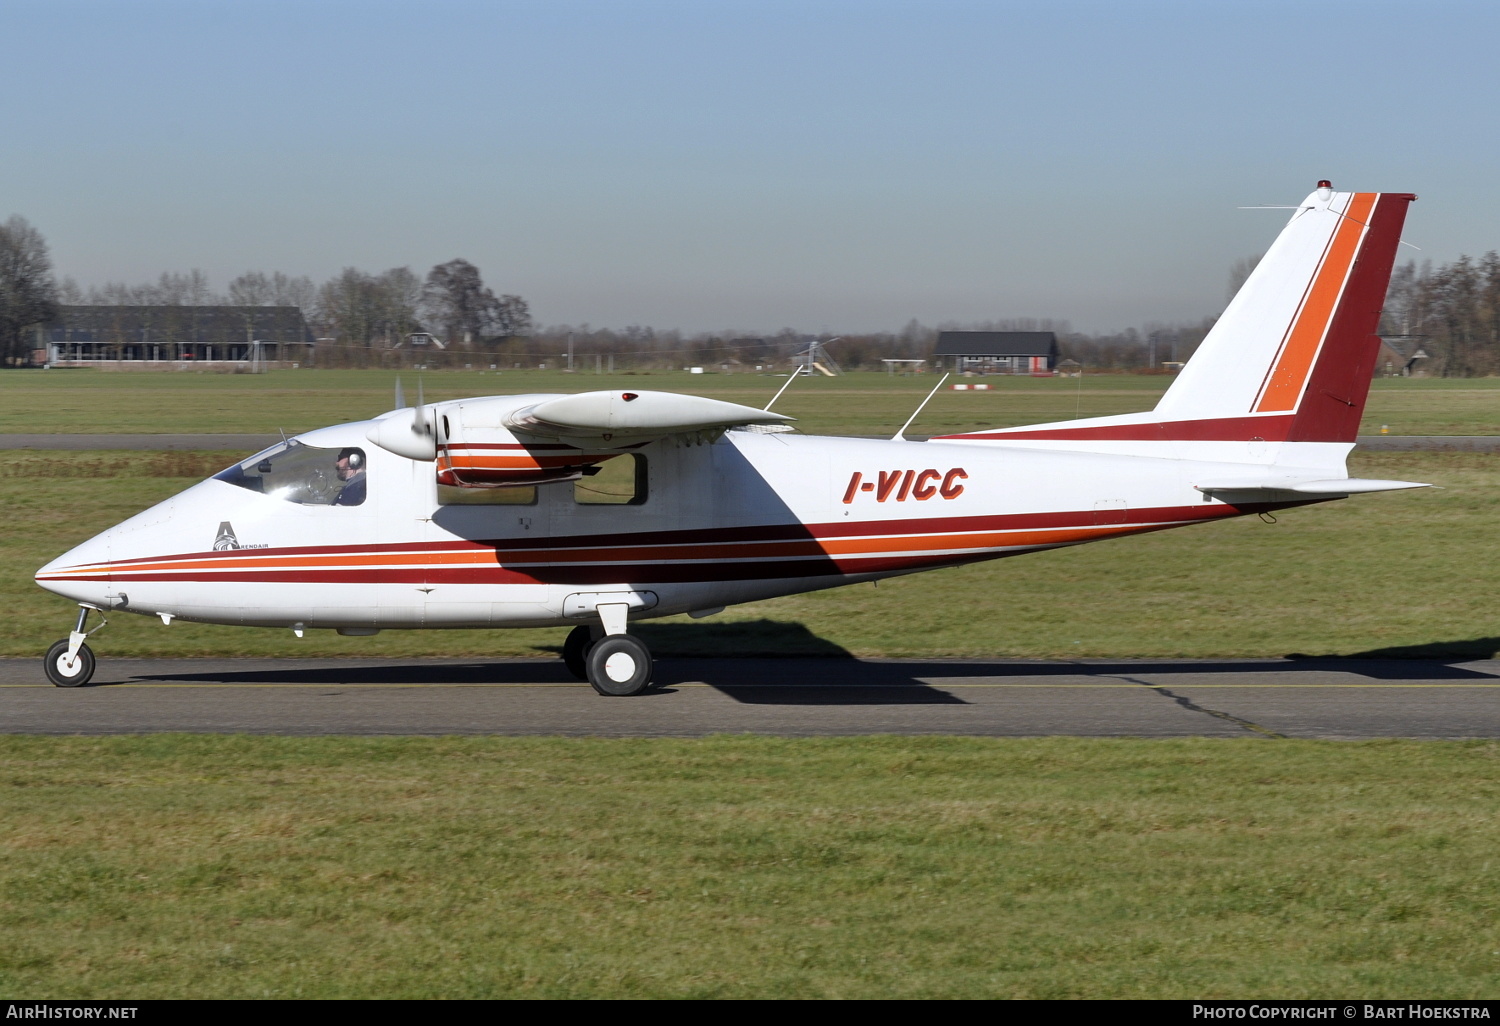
[1154,183,1415,442]
[935,183,1415,446]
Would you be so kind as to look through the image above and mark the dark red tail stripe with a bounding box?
[935,414,1297,443]
[1287,192,1415,442]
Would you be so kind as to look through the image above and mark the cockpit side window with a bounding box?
[214,441,368,506]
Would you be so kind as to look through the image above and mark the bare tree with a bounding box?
[317,268,380,351]
[0,216,59,366]
[83,269,221,305]
[228,271,273,305]
[271,272,318,312]
[229,270,317,310]
[315,266,425,357]
[491,294,531,340]
[421,259,490,347]
[56,276,84,305]
[150,269,217,305]
[421,259,531,348]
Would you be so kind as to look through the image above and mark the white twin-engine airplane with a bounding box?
[37,182,1425,695]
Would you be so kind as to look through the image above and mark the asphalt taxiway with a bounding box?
[3,656,1498,738]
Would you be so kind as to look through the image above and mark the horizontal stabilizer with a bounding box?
[507,390,793,444]
[1194,477,1430,497]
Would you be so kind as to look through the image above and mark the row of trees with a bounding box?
[462,317,1210,374]
[6,211,1499,374]
[58,257,532,356]
[1381,255,1500,377]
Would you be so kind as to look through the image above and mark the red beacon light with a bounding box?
[1317,179,1332,189]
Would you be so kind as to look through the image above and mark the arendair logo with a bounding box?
[213,522,240,550]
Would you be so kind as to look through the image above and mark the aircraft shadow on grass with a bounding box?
[110,623,1500,700]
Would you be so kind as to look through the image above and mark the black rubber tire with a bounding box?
[562,624,595,681]
[586,635,653,697]
[44,639,95,688]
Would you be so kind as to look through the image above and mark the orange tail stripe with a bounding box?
[1255,192,1377,413]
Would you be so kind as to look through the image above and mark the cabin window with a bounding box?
[438,484,537,506]
[213,440,367,506]
[575,454,647,505]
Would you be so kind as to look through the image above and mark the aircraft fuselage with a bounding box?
[35,417,1306,633]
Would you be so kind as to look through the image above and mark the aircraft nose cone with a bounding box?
[35,535,114,608]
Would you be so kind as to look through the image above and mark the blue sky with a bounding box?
[3,0,1495,332]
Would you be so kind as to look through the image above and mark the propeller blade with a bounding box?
[412,377,432,440]
[394,376,406,409]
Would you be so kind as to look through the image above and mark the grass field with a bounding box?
[2,735,1498,999]
[6,367,1500,437]
[6,449,1496,662]
[5,372,1499,1001]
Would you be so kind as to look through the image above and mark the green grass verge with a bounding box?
[2,735,1497,998]
[7,368,1500,436]
[6,450,1495,661]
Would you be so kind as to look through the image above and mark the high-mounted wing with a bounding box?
[506,390,792,445]
[366,389,794,488]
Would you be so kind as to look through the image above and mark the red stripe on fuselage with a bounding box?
[40,500,1317,587]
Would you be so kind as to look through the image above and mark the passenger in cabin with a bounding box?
[333,448,367,506]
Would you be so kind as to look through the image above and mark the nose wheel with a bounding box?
[44,639,95,687]
[43,605,102,687]
[42,606,103,684]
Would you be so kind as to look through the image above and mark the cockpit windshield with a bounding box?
[213,440,367,506]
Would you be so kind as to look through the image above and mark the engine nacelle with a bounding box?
[368,390,790,488]
[434,396,625,488]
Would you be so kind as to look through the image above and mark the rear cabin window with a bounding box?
[214,441,367,506]
[575,454,647,505]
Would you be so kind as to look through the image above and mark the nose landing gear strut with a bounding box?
[44,605,103,688]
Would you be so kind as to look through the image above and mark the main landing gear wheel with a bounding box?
[586,635,653,697]
[562,624,596,681]
[44,639,95,688]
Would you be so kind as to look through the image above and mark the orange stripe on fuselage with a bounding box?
[40,520,1185,583]
[1254,192,1376,413]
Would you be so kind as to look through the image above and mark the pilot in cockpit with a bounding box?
[333,448,367,506]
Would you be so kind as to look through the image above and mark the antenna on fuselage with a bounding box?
[763,370,799,412]
[891,373,950,442]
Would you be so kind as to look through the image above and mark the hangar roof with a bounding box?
[933,331,1058,357]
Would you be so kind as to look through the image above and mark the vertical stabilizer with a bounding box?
[935,183,1415,449]
[1152,184,1415,441]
